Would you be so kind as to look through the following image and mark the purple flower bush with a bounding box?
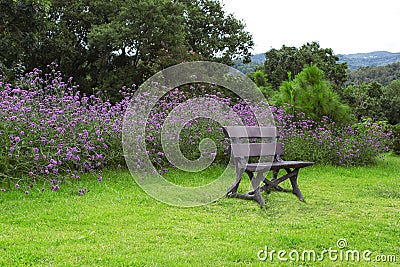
[272,107,393,166]
[0,66,393,191]
[128,83,392,171]
[0,64,125,189]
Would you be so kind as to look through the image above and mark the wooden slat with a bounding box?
[270,161,314,170]
[223,126,277,138]
[231,143,276,157]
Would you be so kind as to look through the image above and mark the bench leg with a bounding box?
[228,187,265,207]
[286,168,304,201]
[252,172,266,206]
[226,168,244,197]
[252,187,265,207]
[251,171,264,190]
[227,171,266,207]
[267,170,291,193]
[259,168,305,202]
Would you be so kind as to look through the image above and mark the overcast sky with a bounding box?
[222,0,400,55]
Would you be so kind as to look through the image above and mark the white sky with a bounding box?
[222,0,400,55]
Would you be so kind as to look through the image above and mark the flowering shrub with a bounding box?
[274,109,393,166]
[0,66,394,192]
[0,64,125,190]
[125,84,255,173]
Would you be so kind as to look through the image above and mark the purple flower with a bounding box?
[1,188,6,193]
[78,188,88,196]
[97,176,102,182]
[15,184,19,189]
[51,185,59,191]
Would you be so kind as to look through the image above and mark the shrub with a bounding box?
[0,64,126,188]
[273,109,393,166]
[391,124,400,155]
[0,67,394,192]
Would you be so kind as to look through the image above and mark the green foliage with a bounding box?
[88,0,190,96]
[262,41,348,92]
[0,0,254,97]
[277,65,351,123]
[346,61,400,86]
[343,79,400,125]
[0,0,48,78]
[381,80,400,125]
[178,0,254,65]
[253,70,267,87]
[342,81,385,121]
[391,124,400,155]
[251,70,276,100]
[258,85,277,101]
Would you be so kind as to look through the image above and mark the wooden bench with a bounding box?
[223,126,314,207]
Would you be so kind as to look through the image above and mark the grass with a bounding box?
[0,155,399,266]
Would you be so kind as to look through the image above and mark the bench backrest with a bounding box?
[223,126,283,159]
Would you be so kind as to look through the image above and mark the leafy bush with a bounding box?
[390,124,400,155]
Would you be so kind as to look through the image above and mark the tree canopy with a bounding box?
[0,0,253,96]
[277,65,350,123]
[346,62,400,87]
[260,42,348,92]
[381,80,400,125]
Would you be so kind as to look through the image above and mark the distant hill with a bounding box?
[233,54,265,74]
[234,51,400,74]
[249,53,265,64]
[338,51,400,69]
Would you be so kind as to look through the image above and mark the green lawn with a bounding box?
[0,155,399,266]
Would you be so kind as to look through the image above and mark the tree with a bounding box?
[178,0,254,65]
[277,65,350,123]
[342,82,385,121]
[253,70,267,87]
[0,0,103,91]
[0,0,254,96]
[381,80,400,125]
[252,70,274,100]
[0,0,48,78]
[36,0,99,91]
[346,62,400,87]
[87,0,191,95]
[261,42,348,93]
